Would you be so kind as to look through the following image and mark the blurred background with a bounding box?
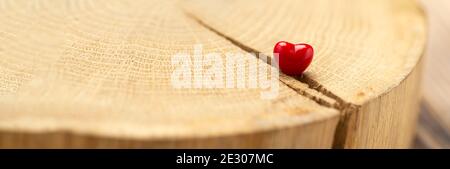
[414,0,450,148]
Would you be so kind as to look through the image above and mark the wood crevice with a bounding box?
[184,11,348,108]
[184,10,362,148]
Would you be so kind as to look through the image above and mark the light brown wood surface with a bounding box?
[184,0,426,148]
[415,0,450,148]
[0,0,426,148]
[0,0,339,148]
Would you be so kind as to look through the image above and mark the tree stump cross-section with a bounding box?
[0,0,426,148]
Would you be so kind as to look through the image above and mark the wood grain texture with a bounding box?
[336,58,422,148]
[415,0,450,148]
[184,0,426,148]
[0,0,339,148]
[0,0,426,148]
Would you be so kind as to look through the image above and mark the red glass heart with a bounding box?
[273,41,314,76]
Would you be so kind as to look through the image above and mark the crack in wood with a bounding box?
[183,10,361,148]
[185,12,333,106]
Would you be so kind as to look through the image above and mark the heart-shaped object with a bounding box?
[273,41,314,76]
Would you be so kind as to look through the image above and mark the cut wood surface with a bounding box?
[415,0,450,148]
[0,0,426,148]
[0,0,339,148]
[182,0,426,148]
[183,0,426,148]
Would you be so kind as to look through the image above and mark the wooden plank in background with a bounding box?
[415,0,450,148]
